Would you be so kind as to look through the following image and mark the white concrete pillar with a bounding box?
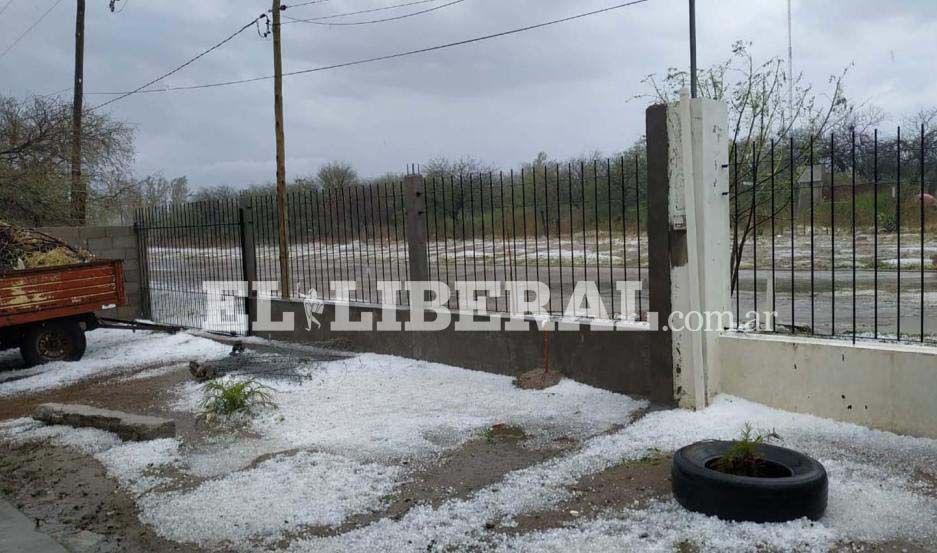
[668,90,731,409]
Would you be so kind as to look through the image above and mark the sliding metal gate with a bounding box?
[135,198,251,334]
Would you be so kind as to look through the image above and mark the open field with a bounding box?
[144,226,937,341]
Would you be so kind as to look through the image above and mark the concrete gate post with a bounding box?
[646,90,731,409]
[404,174,430,283]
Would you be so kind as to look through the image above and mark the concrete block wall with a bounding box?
[720,333,937,439]
[258,299,676,405]
[37,226,142,321]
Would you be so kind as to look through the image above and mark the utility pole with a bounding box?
[688,0,697,98]
[787,0,793,121]
[271,0,291,299]
[70,0,86,225]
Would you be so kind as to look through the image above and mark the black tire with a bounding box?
[20,320,87,367]
[671,440,828,523]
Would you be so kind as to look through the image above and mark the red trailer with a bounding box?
[0,260,125,365]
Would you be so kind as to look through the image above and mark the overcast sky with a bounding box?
[2,0,935,189]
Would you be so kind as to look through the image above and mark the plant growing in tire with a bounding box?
[672,424,828,523]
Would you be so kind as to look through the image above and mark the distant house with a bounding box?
[796,165,894,213]
[795,165,824,214]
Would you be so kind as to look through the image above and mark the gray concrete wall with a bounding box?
[645,104,679,405]
[37,226,141,321]
[256,299,676,405]
[720,333,937,438]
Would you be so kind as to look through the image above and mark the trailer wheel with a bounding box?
[20,320,87,366]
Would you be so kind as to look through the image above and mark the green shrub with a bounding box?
[711,423,781,477]
[878,211,898,233]
[198,378,277,424]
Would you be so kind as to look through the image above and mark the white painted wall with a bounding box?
[720,333,937,439]
[667,93,731,409]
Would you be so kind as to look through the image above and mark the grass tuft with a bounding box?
[198,378,277,424]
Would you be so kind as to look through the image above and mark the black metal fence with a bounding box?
[731,125,936,344]
[421,159,647,317]
[135,129,936,345]
[250,182,412,305]
[135,156,650,331]
[135,198,248,332]
[254,157,649,317]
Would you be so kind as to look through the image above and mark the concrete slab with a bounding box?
[0,371,33,385]
[0,499,68,553]
[33,403,175,441]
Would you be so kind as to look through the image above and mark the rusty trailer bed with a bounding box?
[0,260,126,328]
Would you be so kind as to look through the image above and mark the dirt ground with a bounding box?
[0,363,636,552]
[504,453,673,535]
[269,431,571,547]
[0,427,579,553]
[0,362,221,553]
[0,349,672,552]
[1,342,934,553]
[0,412,670,553]
[0,351,582,550]
[0,363,210,444]
[0,440,212,553]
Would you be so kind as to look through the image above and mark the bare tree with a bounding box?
[423,156,493,180]
[190,184,240,203]
[904,108,937,195]
[643,42,858,293]
[291,175,318,191]
[88,173,195,224]
[169,176,189,205]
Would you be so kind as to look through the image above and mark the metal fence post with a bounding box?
[405,173,430,282]
[133,208,152,321]
[239,195,258,335]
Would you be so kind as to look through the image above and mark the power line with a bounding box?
[283,0,333,9]
[89,0,651,104]
[41,12,268,99]
[283,0,464,26]
[0,0,65,60]
[90,14,266,111]
[38,86,72,98]
[0,0,15,17]
[283,0,445,24]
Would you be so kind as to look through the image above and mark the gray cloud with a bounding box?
[2,0,935,189]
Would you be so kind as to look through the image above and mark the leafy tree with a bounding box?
[316,161,357,191]
[0,94,133,226]
[421,157,495,222]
